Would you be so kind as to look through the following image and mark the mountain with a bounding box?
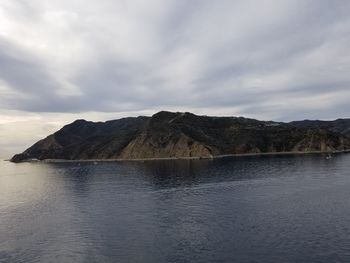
[11,111,350,162]
[289,119,350,137]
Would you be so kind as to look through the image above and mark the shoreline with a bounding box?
[11,149,350,163]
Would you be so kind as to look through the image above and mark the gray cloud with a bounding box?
[0,39,58,105]
[0,0,349,120]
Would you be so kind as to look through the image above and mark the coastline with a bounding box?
[12,149,350,163]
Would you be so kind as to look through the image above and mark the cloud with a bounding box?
[0,0,350,156]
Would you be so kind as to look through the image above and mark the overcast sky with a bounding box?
[0,0,350,157]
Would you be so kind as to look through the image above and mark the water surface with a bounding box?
[1,154,350,262]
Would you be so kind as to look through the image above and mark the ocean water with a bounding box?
[1,154,350,263]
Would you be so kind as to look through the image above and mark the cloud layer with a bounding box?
[0,0,350,156]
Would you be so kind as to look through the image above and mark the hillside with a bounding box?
[11,111,350,162]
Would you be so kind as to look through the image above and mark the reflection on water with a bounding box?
[1,154,350,262]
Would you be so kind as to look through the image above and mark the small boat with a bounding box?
[326,154,333,160]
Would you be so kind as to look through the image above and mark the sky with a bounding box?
[0,0,350,157]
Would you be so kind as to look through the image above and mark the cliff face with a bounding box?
[11,111,350,162]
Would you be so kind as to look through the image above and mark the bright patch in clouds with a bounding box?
[0,0,350,157]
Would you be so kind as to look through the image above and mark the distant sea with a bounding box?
[1,153,350,263]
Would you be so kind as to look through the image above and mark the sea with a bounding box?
[1,153,350,263]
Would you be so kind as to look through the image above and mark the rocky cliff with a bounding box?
[11,111,350,162]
